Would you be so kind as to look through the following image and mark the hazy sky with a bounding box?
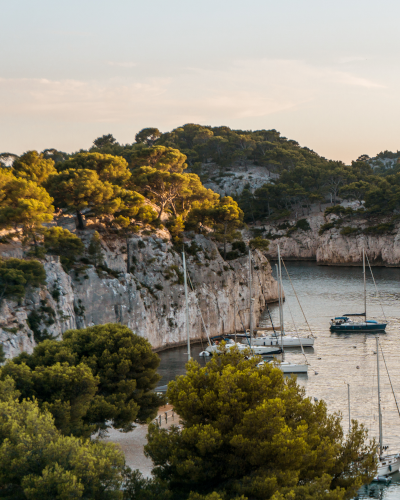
[1,0,400,162]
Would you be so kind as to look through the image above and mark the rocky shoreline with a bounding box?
[260,213,400,267]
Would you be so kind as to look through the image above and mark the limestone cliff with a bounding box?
[259,214,400,266]
[0,234,279,360]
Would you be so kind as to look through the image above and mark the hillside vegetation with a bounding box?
[1,124,400,261]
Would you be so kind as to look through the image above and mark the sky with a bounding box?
[1,0,400,163]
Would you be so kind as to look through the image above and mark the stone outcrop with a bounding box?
[0,234,279,359]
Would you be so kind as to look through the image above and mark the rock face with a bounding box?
[0,235,279,359]
[261,215,400,266]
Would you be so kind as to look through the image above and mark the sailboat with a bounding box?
[206,249,282,357]
[271,245,308,374]
[373,337,400,479]
[330,249,387,332]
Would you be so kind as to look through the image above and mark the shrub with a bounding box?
[249,236,270,251]
[0,258,46,303]
[232,241,246,254]
[225,250,240,260]
[318,222,335,235]
[286,218,311,235]
[340,226,359,236]
[43,227,84,270]
[363,223,394,235]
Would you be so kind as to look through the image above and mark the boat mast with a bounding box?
[248,249,253,351]
[278,245,284,334]
[182,251,191,361]
[347,383,351,432]
[363,248,367,322]
[234,300,237,344]
[376,337,383,457]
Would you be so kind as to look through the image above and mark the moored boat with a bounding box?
[330,249,387,333]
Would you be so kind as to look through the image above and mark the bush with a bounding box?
[363,223,394,235]
[286,218,311,235]
[225,250,240,261]
[318,222,335,235]
[249,236,270,251]
[0,258,46,303]
[340,226,359,236]
[232,241,246,254]
[43,227,84,270]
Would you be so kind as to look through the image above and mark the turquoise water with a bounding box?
[158,262,400,498]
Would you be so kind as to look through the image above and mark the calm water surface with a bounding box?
[158,262,400,499]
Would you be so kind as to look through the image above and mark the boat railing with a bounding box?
[153,409,176,427]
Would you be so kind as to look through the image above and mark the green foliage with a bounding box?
[11,324,162,435]
[135,128,162,147]
[27,300,56,344]
[12,151,57,186]
[43,227,84,269]
[319,222,336,235]
[0,377,125,498]
[0,344,5,364]
[145,349,376,500]
[363,223,394,234]
[1,360,98,437]
[286,218,311,235]
[60,152,131,186]
[210,197,244,259]
[123,469,172,500]
[0,173,54,248]
[340,226,359,236]
[93,133,118,148]
[232,241,246,254]
[0,258,46,303]
[88,231,104,267]
[249,236,270,251]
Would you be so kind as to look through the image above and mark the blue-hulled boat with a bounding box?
[330,316,387,332]
[329,249,387,333]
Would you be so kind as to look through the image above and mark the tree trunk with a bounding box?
[170,201,178,217]
[126,236,130,274]
[223,224,227,259]
[76,211,85,230]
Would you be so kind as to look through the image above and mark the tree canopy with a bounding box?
[0,376,125,499]
[145,349,376,500]
[7,324,163,436]
[12,151,57,186]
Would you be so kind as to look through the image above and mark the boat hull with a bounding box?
[377,454,400,475]
[205,344,282,356]
[280,363,308,374]
[330,323,387,333]
[251,336,314,347]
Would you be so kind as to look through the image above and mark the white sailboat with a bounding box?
[206,249,282,357]
[250,246,314,349]
[273,246,308,374]
[374,336,400,479]
[205,338,282,356]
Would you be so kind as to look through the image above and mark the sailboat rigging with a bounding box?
[330,249,387,332]
[373,337,400,478]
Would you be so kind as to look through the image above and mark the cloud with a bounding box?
[0,59,386,127]
[107,61,137,68]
